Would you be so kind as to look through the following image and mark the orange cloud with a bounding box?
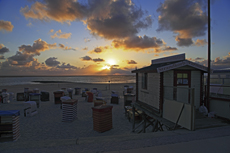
[112,35,163,51]
[50,30,72,39]
[0,20,14,32]
[19,39,57,55]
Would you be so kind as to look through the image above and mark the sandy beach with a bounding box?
[1,82,230,153]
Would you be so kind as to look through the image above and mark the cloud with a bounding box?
[7,51,35,66]
[92,58,105,62]
[0,44,10,54]
[84,38,90,42]
[0,20,14,32]
[86,0,152,39]
[82,47,88,51]
[162,46,178,51]
[19,39,57,55]
[45,57,61,67]
[80,55,105,63]
[80,56,92,61]
[189,52,230,70]
[50,30,72,39]
[57,63,78,69]
[20,0,87,23]
[59,43,77,51]
[157,0,207,46]
[194,39,207,46]
[127,60,137,64]
[21,0,152,40]
[175,36,193,47]
[112,35,163,51]
[195,57,204,60]
[49,29,54,33]
[88,46,108,54]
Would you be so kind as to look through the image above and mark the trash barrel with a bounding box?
[111,93,119,104]
[0,110,20,142]
[62,99,78,122]
[92,105,113,133]
[53,91,64,104]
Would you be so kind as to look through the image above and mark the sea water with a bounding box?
[0,75,136,86]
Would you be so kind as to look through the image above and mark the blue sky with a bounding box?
[0,0,230,76]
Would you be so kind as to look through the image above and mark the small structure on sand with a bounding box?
[131,53,208,132]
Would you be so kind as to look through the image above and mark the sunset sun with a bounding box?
[107,59,116,66]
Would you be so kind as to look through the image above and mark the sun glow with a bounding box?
[107,59,116,65]
[101,65,111,70]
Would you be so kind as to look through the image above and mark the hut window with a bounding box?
[142,73,147,89]
[177,73,188,85]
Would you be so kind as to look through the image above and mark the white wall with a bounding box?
[138,73,160,109]
[191,71,201,108]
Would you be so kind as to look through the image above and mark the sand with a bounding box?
[0,82,136,152]
[1,82,230,153]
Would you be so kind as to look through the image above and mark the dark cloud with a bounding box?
[21,0,152,39]
[127,60,137,64]
[8,51,35,66]
[19,39,57,55]
[0,44,10,54]
[89,46,109,54]
[59,43,76,51]
[0,20,14,32]
[80,56,92,61]
[195,57,204,60]
[157,0,207,46]
[57,63,78,69]
[175,36,193,47]
[86,0,152,39]
[92,58,105,62]
[80,56,104,62]
[112,35,163,51]
[45,57,61,67]
[162,46,178,51]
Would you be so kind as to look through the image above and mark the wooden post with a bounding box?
[191,88,195,131]
[142,112,146,133]
[132,104,135,132]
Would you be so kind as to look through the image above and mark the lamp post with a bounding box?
[206,0,211,110]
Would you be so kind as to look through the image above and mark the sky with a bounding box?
[0,0,230,76]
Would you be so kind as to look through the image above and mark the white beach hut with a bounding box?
[131,53,208,131]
